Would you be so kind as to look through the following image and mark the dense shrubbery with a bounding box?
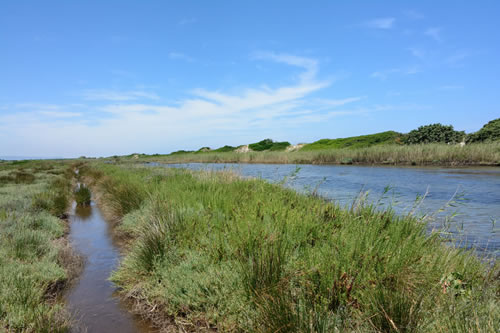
[249,139,291,151]
[466,118,500,143]
[214,145,237,152]
[405,123,465,144]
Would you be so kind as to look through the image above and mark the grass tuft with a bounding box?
[74,184,91,206]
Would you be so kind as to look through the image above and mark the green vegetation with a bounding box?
[467,118,500,143]
[131,119,500,166]
[82,162,498,332]
[405,124,465,144]
[74,184,91,206]
[0,161,77,332]
[302,131,402,151]
[249,138,291,151]
[213,145,238,152]
[138,142,500,166]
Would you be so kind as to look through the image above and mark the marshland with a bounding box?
[1,158,498,332]
[2,1,500,332]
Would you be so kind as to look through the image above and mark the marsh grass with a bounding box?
[83,163,499,332]
[140,142,500,166]
[0,161,75,332]
[74,184,91,206]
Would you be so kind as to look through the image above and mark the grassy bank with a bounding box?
[83,162,499,332]
[133,142,500,166]
[0,160,78,332]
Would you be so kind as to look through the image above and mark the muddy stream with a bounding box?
[65,189,154,332]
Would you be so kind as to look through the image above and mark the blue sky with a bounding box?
[1,1,499,157]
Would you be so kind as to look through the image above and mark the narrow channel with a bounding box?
[65,191,153,333]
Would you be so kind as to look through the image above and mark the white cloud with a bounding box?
[313,97,364,108]
[446,51,469,67]
[408,47,425,59]
[168,52,194,62]
[425,27,442,42]
[251,51,320,82]
[0,53,390,157]
[81,89,160,101]
[39,111,82,118]
[403,10,424,20]
[364,18,395,29]
[371,66,420,80]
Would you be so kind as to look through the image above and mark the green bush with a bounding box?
[406,123,465,144]
[249,139,291,151]
[214,145,237,152]
[466,118,500,143]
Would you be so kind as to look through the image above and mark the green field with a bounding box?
[0,160,78,332]
[79,161,499,332]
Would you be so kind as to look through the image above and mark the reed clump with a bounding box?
[74,185,91,206]
[84,163,499,332]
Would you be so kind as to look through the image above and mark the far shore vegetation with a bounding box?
[116,118,500,166]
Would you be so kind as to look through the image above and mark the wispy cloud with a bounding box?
[251,51,321,83]
[403,10,424,20]
[168,52,194,62]
[364,17,395,29]
[39,111,82,118]
[371,66,420,80]
[81,89,160,101]
[408,47,425,59]
[425,27,442,42]
[312,97,364,108]
[0,53,367,156]
[446,51,470,67]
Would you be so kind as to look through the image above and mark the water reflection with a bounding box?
[66,200,154,333]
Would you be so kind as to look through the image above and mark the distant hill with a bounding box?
[301,131,402,151]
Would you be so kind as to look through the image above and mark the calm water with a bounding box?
[150,163,500,257]
[65,196,154,333]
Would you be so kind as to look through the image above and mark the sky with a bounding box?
[1,1,499,158]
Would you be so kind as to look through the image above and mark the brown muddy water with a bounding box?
[65,197,154,333]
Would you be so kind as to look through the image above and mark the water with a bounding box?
[150,162,500,257]
[65,198,154,333]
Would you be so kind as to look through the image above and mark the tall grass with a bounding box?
[0,161,76,332]
[139,142,500,166]
[74,184,91,206]
[84,163,499,332]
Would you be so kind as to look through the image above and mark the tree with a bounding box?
[466,118,500,143]
[405,123,465,144]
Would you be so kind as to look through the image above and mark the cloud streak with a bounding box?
[81,89,160,101]
[364,18,395,29]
